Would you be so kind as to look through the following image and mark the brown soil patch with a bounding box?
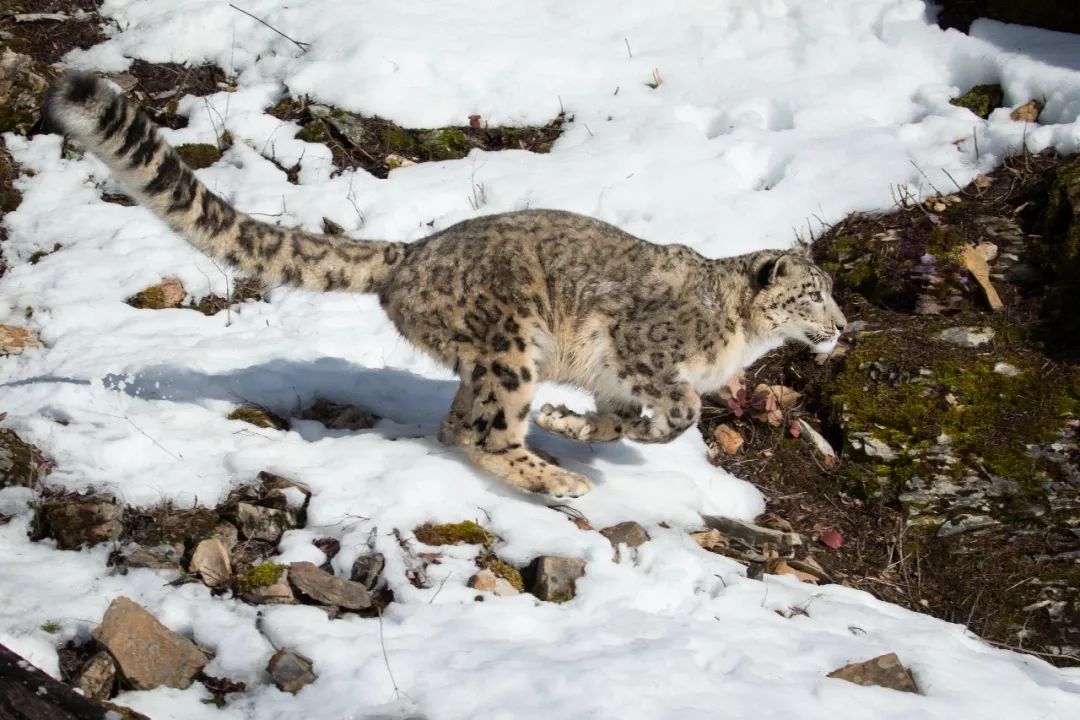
[0,2,106,67]
[267,96,567,179]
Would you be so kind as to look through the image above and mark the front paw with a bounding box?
[537,404,622,442]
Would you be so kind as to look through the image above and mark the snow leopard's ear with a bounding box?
[791,239,813,259]
[755,253,793,288]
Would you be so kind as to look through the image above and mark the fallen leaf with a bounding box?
[821,529,844,549]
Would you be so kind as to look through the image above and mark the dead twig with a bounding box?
[229,3,310,54]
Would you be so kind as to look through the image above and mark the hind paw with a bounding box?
[537,404,623,443]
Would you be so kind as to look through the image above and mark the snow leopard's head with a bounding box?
[750,252,847,353]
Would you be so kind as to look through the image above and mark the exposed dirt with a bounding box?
[0,1,106,67]
[267,96,568,179]
[702,152,1080,666]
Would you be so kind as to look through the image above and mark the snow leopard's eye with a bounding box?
[809,291,822,302]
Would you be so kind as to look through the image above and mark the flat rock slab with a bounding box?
[233,501,294,542]
[529,556,586,602]
[468,569,520,596]
[288,561,372,610]
[189,537,232,587]
[267,649,316,694]
[92,596,208,690]
[702,515,801,552]
[827,652,919,693]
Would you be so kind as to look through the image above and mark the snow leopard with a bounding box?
[46,73,847,498]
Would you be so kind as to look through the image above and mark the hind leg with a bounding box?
[458,353,591,498]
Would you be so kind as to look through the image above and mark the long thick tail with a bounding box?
[46,73,404,294]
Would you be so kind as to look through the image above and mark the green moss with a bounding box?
[236,562,286,594]
[949,84,1004,119]
[414,520,494,546]
[175,143,221,170]
[825,328,1079,500]
[164,98,179,118]
[416,128,472,160]
[486,558,524,592]
[296,121,330,144]
[129,285,168,309]
[380,125,416,154]
[227,407,289,431]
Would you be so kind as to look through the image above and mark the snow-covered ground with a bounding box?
[2,1,1080,717]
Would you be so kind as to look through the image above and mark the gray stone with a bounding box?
[267,649,316,694]
[189,537,232,587]
[349,552,386,591]
[92,597,208,690]
[126,544,183,571]
[287,561,372,610]
[233,502,294,542]
[529,556,586,602]
[827,653,919,693]
[75,651,116,701]
[32,497,123,550]
[937,326,995,347]
[600,521,650,549]
[936,514,999,537]
[701,515,801,552]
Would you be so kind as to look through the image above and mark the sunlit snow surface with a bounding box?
[2,1,1080,718]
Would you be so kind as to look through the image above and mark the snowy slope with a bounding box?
[2,1,1080,718]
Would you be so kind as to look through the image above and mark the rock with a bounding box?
[827,653,919,693]
[258,470,312,512]
[237,563,296,604]
[468,569,520,596]
[787,555,833,582]
[0,324,42,355]
[309,104,367,147]
[128,279,186,309]
[0,49,51,135]
[287,561,372,610]
[701,515,802,552]
[0,428,50,489]
[600,521,650,550]
[949,83,1003,119]
[994,362,1021,377]
[936,514,999,537]
[32,496,123,550]
[528,556,586,602]
[189,537,232,587]
[1010,99,1043,123]
[75,651,116,701]
[267,649,316,694]
[300,398,377,431]
[321,217,344,235]
[92,597,208,690]
[131,507,232,554]
[712,423,744,455]
[233,502,294,543]
[385,153,416,169]
[106,73,138,93]
[851,433,898,462]
[126,543,183,570]
[937,326,995,347]
[350,552,386,591]
[691,528,728,552]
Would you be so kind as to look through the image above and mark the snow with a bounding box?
[2,0,1080,717]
